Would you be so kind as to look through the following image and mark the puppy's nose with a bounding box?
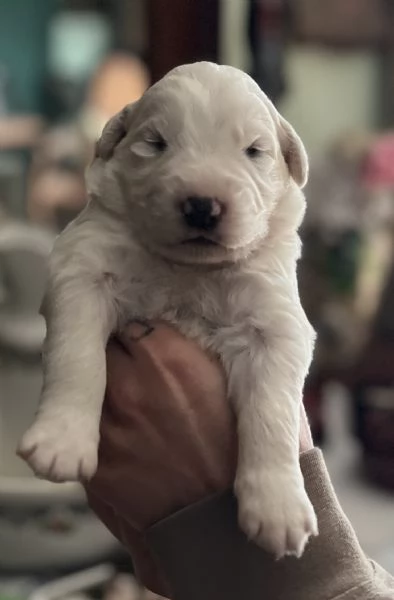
[181,196,221,231]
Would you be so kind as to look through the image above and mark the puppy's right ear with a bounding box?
[94,103,134,161]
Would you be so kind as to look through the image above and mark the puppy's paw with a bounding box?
[236,469,318,558]
[17,411,99,483]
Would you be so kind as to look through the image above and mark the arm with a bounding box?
[147,449,394,600]
[86,323,394,600]
[212,282,317,557]
[18,211,118,481]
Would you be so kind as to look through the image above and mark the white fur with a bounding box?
[18,62,317,558]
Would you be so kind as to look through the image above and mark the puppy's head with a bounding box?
[87,62,308,265]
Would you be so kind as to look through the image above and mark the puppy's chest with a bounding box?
[122,269,241,336]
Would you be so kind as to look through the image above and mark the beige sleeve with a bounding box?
[299,449,394,599]
[146,449,394,600]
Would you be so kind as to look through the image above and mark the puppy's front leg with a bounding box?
[214,301,317,558]
[18,275,116,482]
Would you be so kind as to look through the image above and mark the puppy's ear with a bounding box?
[276,115,309,189]
[265,98,308,188]
[94,103,134,161]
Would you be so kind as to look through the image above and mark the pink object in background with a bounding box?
[362,133,394,187]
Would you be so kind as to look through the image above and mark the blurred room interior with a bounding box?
[0,0,393,598]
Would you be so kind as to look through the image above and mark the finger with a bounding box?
[118,321,177,357]
[118,321,219,381]
[123,320,156,342]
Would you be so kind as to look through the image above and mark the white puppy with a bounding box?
[18,62,317,558]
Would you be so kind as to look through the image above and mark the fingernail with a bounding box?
[126,320,155,341]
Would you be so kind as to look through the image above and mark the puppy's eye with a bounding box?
[147,135,167,152]
[245,145,262,159]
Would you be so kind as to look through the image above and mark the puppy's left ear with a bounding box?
[276,114,308,188]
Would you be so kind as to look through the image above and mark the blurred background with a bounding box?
[0,0,394,598]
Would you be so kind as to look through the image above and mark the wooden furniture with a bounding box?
[146,0,220,83]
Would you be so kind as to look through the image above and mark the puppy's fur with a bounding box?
[18,63,317,558]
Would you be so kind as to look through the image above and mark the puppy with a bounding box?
[18,62,318,558]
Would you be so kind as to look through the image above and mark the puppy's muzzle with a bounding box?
[180,196,222,231]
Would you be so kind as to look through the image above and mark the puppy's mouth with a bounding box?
[181,236,219,247]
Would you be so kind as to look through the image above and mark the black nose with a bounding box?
[181,196,221,231]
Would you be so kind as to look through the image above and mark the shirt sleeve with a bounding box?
[146,449,394,600]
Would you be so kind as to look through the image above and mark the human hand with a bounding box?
[86,322,313,595]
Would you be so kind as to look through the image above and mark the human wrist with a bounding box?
[146,449,372,600]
